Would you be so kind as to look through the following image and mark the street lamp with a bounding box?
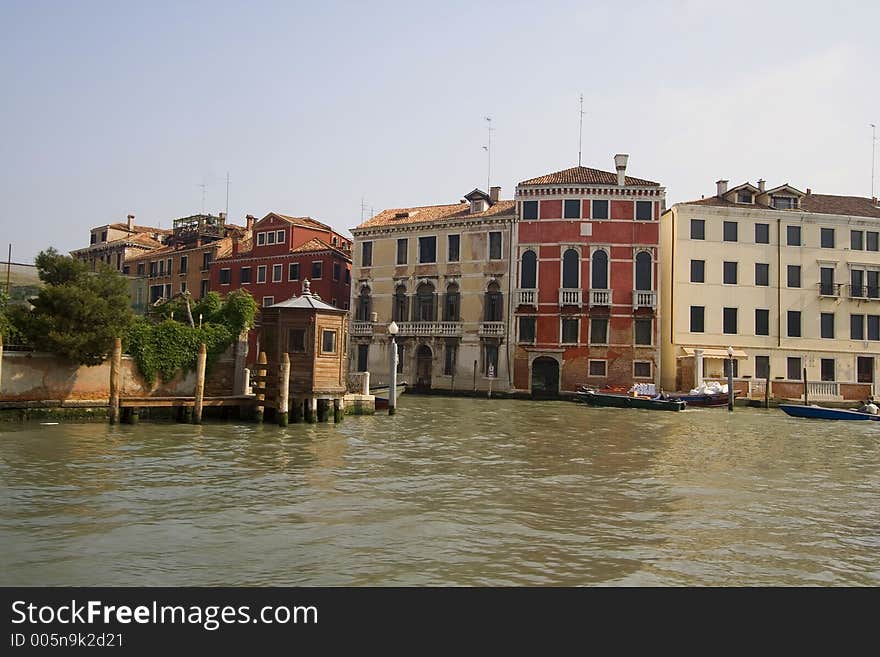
[388,321,399,415]
[726,345,734,412]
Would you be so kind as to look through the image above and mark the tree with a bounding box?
[18,248,134,365]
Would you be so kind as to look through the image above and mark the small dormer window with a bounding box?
[737,191,753,204]
[772,196,797,210]
[101,231,108,242]
[471,199,487,213]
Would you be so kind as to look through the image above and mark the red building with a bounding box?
[210,212,353,361]
[511,155,665,394]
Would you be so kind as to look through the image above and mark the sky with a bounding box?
[1,0,878,263]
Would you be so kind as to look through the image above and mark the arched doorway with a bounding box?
[531,357,560,398]
[416,344,433,390]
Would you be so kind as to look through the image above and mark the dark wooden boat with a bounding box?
[779,404,880,421]
[372,383,407,410]
[665,391,737,407]
[574,389,686,411]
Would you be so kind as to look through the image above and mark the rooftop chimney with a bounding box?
[127,214,135,231]
[219,211,226,223]
[806,188,812,196]
[246,214,255,232]
[490,186,501,203]
[614,154,629,186]
[757,179,765,192]
[716,180,729,197]
[232,234,239,256]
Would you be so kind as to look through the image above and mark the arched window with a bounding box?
[635,251,652,291]
[591,249,609,290]
[356,286,372,321]
[416,282,435,321]
[520,250,537,289]
[485,281,503,322]
[393,285,408,322]
[443,283,460,322]
[562,248,579,288]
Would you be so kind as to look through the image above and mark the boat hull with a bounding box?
[575,391,686,411]
[779,404,880,421]
[372,383,407,410]
[666,392,736,407]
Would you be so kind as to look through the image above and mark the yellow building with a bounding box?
[660,179,880,401]
[70,214,169,272]
[349,188,515,392]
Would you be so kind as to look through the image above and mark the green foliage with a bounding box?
[213,289,257,336]
[192,292,222,324]
[16,250,134,365]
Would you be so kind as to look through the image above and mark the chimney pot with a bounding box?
[614,154,629,186]
[757,179,766,192]
[490,186,501,203]
[716,179,729,197]
[806,188,811,196]
[219,211,226,222]
[127,214,135,230]
[246,214,255,232]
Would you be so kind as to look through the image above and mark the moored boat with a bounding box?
[372,383,407,410]
[779,403,880,421]
[575,388,686,411]
[665,391,737,407]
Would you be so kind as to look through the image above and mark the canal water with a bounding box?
[1,397,878,586]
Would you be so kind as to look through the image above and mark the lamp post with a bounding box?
[727,345,734,412]
[388,321,399,415]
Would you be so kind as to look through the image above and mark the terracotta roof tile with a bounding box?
[109,223,172,234]
[271,213,333,231]
[355,200,515,230]
[678,193,880,219]
[518,166,660,187]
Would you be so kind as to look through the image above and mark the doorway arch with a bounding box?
[531,356,560,397]
[416,344,433,390]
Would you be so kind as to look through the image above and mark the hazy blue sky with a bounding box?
[2,0,878,263]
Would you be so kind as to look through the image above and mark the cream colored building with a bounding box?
[349,188,515,392]
[661,179,880,400]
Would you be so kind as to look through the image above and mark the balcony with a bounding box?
[817,283,841,298]
[516,288,537,308]
[479,321,505,337]
[397,321,463,337]
[558,288,582,307]
[351,321,373,336]
[632,290,657,310]
[589,289,611,307]
[847,284,880,300]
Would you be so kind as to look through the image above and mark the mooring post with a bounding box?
[333,398,343,423]
[292,397,303,423]
[193,342,207,424]
[764,375,770,409]
[803,367,808,406]
[473,360,477,393]
[0,332,4,396]
[277,353,290,427]
[255,351,267,423]
[109,337,122,424]
[307,397,317,423]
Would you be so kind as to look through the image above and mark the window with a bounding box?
[723,358,738,378]
[288,263,299,281]
[755,223,770,244]
[851,314,865,340]
[101,230,107,242]
[690,259,705,283]
[219,268,231,285]
[723,221,738,242]
[484,282,503,321]
[869,315,880,341]
[443,284,460,321]
[564,199,580,219]
[276,230,285,244]
[787,265,801,288]
[755,309,769,336]
[489,232,502,260]
[166,258,173,275]
[262,296,274,307]
[309,261,323,279]
[592,200,609,220]
[786,226,801,246]
[415,283,435,321]
[851,230,864,250]
[633,362,652,378]
[519,317,536,343]
[690,219,705,240]
[137,263,145,276]
[396,238,408,265]
[772,196,797,210]
[444,342,456,375]
[723,307,738,334]
[482,343,499,376]
[202,253,212,270]
[356,344,369,372]
[321,329,336,354]
[361,241,373,267]
[787,311,801,337]
[561,318,579,344]
[819,267,835,296]
[690,306,705,333]
[869,232,879,252]
[634,252,652,291]
[821,228,835,248]
[591,250,608,289]
[356,286,372,321]
[755,263,769,286]
[522,200,538,220]
[787,357,802,380]
[737,190,753,204]
[589,360,607,377]
[820,313,835,339]
[267,231,276,245]
[723,261,738,285]
[90,233,97,244]
[419,236,437,263]
[332,262,341,282]
[257,232,266,246]
[345,270,350,285]
[635,200,652,220]
[562,249,579,288]
[288,328,306,353]
[149,261,157,277]
[634,319,652,345]
[393,286,408,321]
[257,265,266,283]
[857,356,874,383]
[755,355,770,380]
[200,280,209,297]
[820,359,835,382]
[590,318,608,344]
[158,260,165,276]
[269,264,280,282]
[851,269,865,297]
[180,255,188,274]
[447,235,460,262]
[240,267,251,284]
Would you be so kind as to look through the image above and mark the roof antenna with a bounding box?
[225,172,230,220]
[482,116,493,193]
[197,182,207,214]
[871,123,877,199]
[578,93,585,167]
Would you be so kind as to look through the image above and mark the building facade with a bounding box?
[349,188,515,392]
[660,179,880,400]
[512,156,665,394]
[71,214,169,272]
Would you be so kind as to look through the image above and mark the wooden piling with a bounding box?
[802,367,808,406]
[277,353,290,427]
[255,351,267,423]
[292,397,303,423]
[109,337,122,424]
[306,397,317,423]
[0,332,4,395]
[192,343,207,424]
[318,399,330,423]
[333,398,343,423]
[764,375,770,409]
